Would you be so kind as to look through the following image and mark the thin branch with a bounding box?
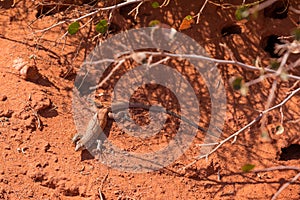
[252,166,300,200]
[252,165,300,173]
[259,80,277,135]
[184,87,300,169]
[160,0,170,7]
[89,59,126,90]
[128,1,144,20]
[98,172,109,200]
[35,0,147,33]
[249,0,280,15]
[263,87,300,113]
[87,49,300,93]
[26,103,42,130]
[195,0,209,24]
[272,172,300,200]
[289,6,300,14]
[124,51,300,81]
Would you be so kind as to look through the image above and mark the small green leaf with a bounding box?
[185,15,193,20]
[151,1,160,8]
[68,22,80,35]
[235,6,249,21]
[242,164,255,172]
[148,20,160,27]
[95,19,108,34]
[270,60,280,70]
[232,77,243,90]
[292,28,300,41]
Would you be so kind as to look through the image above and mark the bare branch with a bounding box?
[252,166,300,200]
[289,6,300,14]
[249,0,280,15]
[124,51,300,81]
[272,172,300,199]
[35,0,147,33]
[160,0,170,7]
[128,1,144,20]
[185,86,300,169]
[89,59,126,90]
[195,0,209,24]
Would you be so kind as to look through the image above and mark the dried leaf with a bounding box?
[231,76,243,90]
[179,16,194,31]
[241,164,255,172]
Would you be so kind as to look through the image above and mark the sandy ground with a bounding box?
[0,0,299,199]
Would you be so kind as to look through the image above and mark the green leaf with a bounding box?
[185,15,193,20]
[241,164,255,172]
[232,77,243,90]
[148,20,160,27]
[95,19,108,34]
[235,6,249,21]
[292,28,300,41]
[270,60,280,70]
[151,1,160,8]
[68,22,80,35]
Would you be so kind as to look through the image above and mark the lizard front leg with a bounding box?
[72,133,83,144]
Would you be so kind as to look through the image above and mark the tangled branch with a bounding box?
[35,0,148,33]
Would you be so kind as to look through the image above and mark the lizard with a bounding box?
[72,107,109,152]
[72,101,208,152]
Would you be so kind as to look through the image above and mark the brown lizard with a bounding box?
[72,107,109,151]
[72,101,207,152]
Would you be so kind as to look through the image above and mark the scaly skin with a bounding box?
[74,107,109,151]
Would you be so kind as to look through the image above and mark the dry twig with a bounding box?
[185,86,300,169]
[35,0,147,33]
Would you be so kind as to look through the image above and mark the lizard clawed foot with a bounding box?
[72,133,84,151]
[72,133,82,144]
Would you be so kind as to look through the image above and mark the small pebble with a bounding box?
[4,145,11,150]
[11,126,19,131]
[1,179,9,184]
[0,109,13,118]
[114,190,121,195]
[20,65,40,81]
[44,143,51,152]
[1,95,7,101]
